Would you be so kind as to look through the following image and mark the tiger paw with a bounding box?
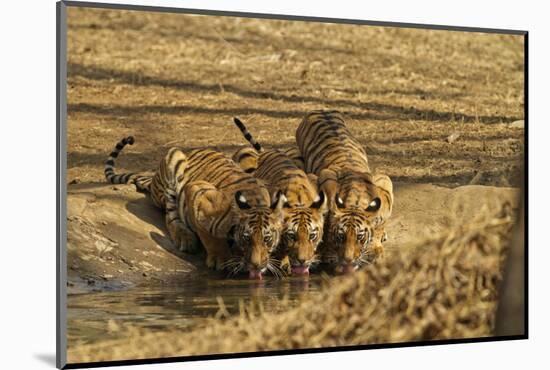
[372,243,385,259]
[279,255,291,274]
[215,256,230,271]
[206,254,217,269]
[177,233,199,254]
[205,253,230,271]
[206,254,228,270]
[167,222,199,254]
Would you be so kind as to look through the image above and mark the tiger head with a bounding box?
[228,189,286,279]
[324,198,376,273]
[323,173,393,273]
[281,191,327,275]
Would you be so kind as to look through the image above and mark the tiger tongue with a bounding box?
[248,269,263,280]
[342,264,357,274]
[291,266,310,275]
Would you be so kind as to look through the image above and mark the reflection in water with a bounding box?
[67,275,325,347]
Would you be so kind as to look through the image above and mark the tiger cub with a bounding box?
[104,136,286,279]
[296,110,394,273]
[232,118,327,275]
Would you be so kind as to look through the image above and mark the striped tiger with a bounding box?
[296,110,394,273]
[232,118,327,275]
[104,136,286,279]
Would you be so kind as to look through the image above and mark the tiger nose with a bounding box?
[343,248,355,263]
[249,249,267,268]
[343,256,354,264]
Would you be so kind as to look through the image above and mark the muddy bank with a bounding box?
[66,182,520,291]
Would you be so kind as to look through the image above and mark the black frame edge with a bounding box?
[57,1,68,369]
[523,32,530,338]
[64,335,527,369]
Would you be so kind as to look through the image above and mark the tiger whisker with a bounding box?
[266,258,285,279]
[220,258,240,269]
[228,261,245,277]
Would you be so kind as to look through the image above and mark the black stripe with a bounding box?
[185,153,222,180]
[166,215,180,224]
[173,159,187,179]
[222,176,255,189]
[187,149,207,161]
[210,204,232,235]
[237,151,256,161]
[121,173,134,183]
[190,188,209,209]
[234,117,247,131]
[212,168,236,185]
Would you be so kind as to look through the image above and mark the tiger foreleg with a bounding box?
[371,227,388,259]
[318,169,340,208]
[184,181,233,270]
[164,187,200,253]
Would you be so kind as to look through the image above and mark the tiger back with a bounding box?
[296,110,394,272]
[232,118,327,275]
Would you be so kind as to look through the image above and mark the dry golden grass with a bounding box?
[68,204,514,363]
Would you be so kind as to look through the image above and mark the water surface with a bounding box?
[67,275,325,347]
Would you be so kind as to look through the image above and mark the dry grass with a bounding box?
[68,204,514,363]
[66,7,524,188]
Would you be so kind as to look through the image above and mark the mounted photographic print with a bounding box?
[56,1,527,368]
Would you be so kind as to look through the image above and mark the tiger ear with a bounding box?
[372,173,393,215]
[310,191,326,210]
[373,173,393,194]
[235,191,251,210]
[270,190,287,211]
[366,197,381,212]
[334,193,345,209]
